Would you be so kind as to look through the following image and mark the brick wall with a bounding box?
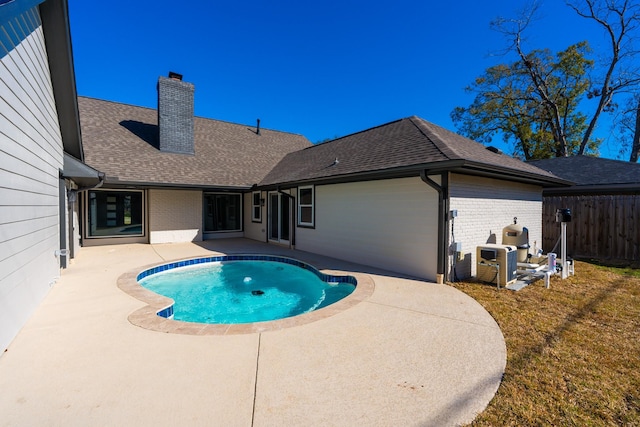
[149,189,202,243]
[157,76,195,154]
[448,174,542,280]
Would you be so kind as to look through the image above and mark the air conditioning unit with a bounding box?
[476,244,518,287]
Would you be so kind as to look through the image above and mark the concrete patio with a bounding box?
[0,239,506,426]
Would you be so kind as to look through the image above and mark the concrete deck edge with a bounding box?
[117,255,375,335]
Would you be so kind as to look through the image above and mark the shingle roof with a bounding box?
[260,116,566,187]
[78,97,312,188]
[529,155,640,186]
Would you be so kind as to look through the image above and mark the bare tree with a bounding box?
[631,98,640,161]
[483,2,595,157]
[566,0,640,155]
[616,94,640,161]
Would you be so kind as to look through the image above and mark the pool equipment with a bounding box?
[490,213,574,289]
[476,244,518,289]
[502,217,530,263]
[556,208,572,279]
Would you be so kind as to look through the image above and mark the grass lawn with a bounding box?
[450,261,640,426]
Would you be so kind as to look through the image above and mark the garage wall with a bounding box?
[448,174,542,279]
[295,177,439,281]
[0,6,63,351]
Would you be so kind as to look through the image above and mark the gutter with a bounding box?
[426,160,573,188]
[420,170,449,284]
[99,177,253,192]
[542,183,640,195]
[258,158,571,191]
[40,0,84,161]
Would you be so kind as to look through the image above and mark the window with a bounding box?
[204,193,242,232]
[251,191,262,222]
[87,190,144,238]
[297,186,314,227]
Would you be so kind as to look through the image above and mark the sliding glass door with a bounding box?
[268,192,290,243]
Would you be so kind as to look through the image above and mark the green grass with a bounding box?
[449,261,640,426]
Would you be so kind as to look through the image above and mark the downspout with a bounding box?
[420,171,449,284]
[277,188,295,250]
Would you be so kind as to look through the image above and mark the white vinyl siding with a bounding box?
[0,13,64,351]
[448,173,543,279]
[295,177,439,280]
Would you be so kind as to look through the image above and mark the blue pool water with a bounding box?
[138,259,355,324]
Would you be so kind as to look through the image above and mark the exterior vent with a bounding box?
[157,73,195,154]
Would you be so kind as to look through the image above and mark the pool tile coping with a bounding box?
[117,254,375,335]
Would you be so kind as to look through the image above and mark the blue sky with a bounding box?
[69,0,620,158]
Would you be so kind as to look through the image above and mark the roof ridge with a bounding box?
[78,96,306,137]
[78,95,157,112]
[407,116,460,161]
[306,117,408,150]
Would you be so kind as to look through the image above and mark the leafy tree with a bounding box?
[451,42,596,160]
[453,0,640,160]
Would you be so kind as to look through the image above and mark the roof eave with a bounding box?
[257,165,427,189]
[258,159,572,189]
[449,160,574,187]
[542,183,640,195]
[40,0,83,161]
[101,177,253,192]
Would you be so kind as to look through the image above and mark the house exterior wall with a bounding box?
[148,189,203,244]
[448,174,543,279]
[0,6,63,351]
[295,177,439,280]
[244,191,266,242]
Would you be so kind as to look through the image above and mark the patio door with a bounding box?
[268,192,290,244]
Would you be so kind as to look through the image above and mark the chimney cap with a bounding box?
[168,71,183,81]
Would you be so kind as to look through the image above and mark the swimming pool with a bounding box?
[137,255,356,324]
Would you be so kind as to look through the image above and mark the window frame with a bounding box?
[297,185,315,228]
[203,192,243,233]
[84,189,145,239]
[251,191,262,223]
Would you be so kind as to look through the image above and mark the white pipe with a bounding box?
[561,221,568,279]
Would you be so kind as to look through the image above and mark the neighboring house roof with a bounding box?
[260,116,568,188]
[78,97,312,189]
[529,155,640,194]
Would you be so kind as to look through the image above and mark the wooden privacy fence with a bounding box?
[542,194,640,263]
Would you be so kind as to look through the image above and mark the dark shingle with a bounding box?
[260,116,564,186]
[530,156,640,186]
[79,97,312,188]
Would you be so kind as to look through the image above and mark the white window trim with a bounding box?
[297,185,314,227]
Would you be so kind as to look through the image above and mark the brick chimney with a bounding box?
[157,72,195,154]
